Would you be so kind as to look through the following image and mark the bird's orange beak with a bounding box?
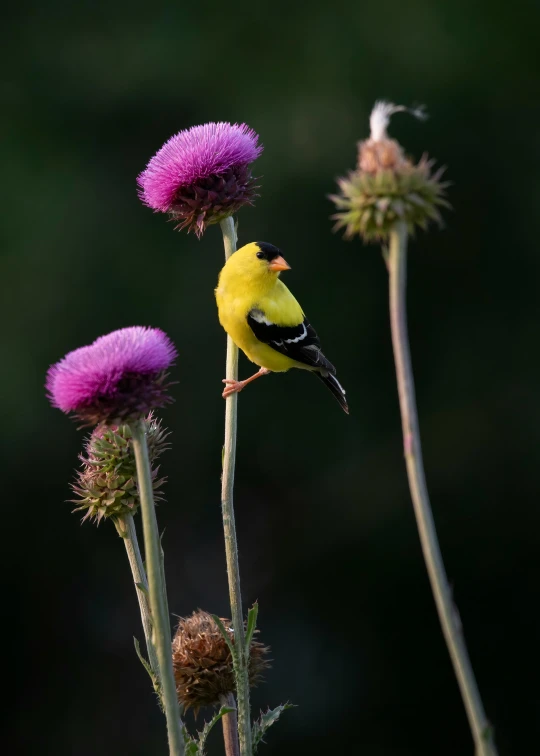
[268,255,291,272]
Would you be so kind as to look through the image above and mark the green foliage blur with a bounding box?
[3,0,539,754]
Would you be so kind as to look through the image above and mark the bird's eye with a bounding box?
[256,251,265,259]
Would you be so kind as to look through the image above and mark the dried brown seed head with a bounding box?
[172,610,270,715]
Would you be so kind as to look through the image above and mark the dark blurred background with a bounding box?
[3,0,540,753]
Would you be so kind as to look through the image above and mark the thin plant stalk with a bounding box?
[388,222,497,756]
[114,514,161,692]
[219,215,252,756]
[220,693,240,756]
[131,420,185,756]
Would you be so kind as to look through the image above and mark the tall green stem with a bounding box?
[388,222,497,756]
[219,215,252,756]
[115,514,161,695]
[131,420,185,756]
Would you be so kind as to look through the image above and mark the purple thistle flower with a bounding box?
[137,122,263,237]
[46,327,177,426]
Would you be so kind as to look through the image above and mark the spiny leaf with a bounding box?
[181,726,200,756]
[133,637,162,708]
[245,602,259,653]
[211,614,236,659]
[252,703,295,753]
[198,705,235,751]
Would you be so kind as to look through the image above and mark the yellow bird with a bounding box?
[215,241,348,413]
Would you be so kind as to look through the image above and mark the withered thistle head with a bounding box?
[137,122,263,237]
[331,101,449,241]
[172,610,270,714]
[71,413,169,524]
[46,326,177,426]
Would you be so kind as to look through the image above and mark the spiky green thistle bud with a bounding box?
[70,413,169,524]
[330,101,449,241]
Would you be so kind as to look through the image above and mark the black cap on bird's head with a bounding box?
[255,242,291,272]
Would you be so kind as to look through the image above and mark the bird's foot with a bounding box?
[222,379,246,398]
[221,368,271,398]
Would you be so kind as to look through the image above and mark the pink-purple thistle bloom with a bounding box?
[46,327,177,426]
[137,122,263,237]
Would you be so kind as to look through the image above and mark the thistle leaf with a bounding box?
[182,727,200,756]
[211,614,236,659]
[198,705,235,752]
[133,637,162,707]
[252,703,295,753]
[245,602,259,653]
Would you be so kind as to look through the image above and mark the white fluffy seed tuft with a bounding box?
[369,101,428,142]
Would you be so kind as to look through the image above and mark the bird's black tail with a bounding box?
[314,371,349,414]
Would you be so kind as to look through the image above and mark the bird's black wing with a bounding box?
[247,308,336,374]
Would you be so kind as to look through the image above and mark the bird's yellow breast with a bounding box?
[215,273,306,372]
